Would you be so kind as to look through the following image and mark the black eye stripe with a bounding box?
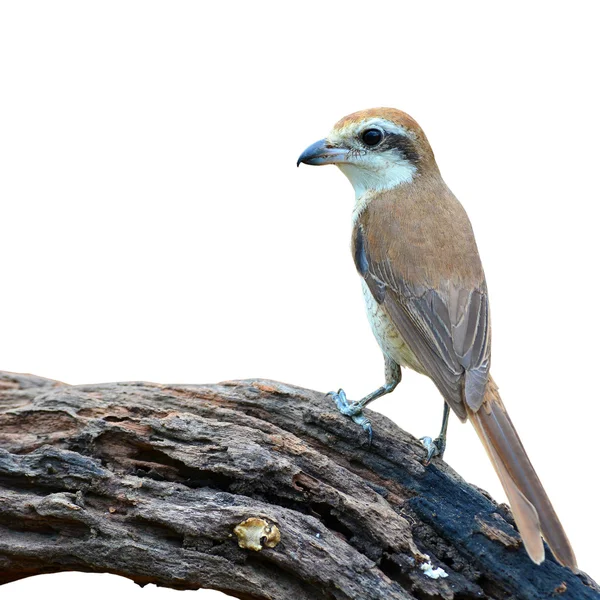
[381,133,420,163]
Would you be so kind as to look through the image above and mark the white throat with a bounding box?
[337,159,416,198]
[337,158,416,224]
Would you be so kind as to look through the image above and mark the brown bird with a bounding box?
[297,108,577,570]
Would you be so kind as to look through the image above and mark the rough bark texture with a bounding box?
[0,371,597,600]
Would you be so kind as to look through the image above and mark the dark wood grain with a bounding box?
[0,371,597,600]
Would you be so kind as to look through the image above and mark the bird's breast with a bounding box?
[361,281,424,374]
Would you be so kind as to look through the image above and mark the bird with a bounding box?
[297,108,577,570]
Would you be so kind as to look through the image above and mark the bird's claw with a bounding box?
[352,413,373,446]
[327,388,373,446]
[420,436,446,465]
[327,388,360,416]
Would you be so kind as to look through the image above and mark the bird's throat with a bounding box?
[337,159,416,200]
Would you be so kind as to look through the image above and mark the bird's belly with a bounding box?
[361,280,425,373]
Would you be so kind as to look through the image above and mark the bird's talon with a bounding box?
[327,388,364,417]
[420,436,445,465]
[326,389,347,405]
[328,388,373,444]
[352,413,373,446]
[364,421,373,447]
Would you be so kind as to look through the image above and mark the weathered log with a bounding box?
[0,371,597,600]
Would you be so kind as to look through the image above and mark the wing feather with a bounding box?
[356,222,491,417]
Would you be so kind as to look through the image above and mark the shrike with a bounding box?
[297,108,576,569]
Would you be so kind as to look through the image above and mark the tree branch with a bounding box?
[0,371,597,600]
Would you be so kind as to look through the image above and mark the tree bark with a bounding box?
[0,371,597,600]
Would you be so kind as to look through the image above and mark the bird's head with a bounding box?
[298,108,437,197]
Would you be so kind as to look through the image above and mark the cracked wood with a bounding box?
[0,372,598,600]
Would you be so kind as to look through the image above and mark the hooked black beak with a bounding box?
[297,139,349,167]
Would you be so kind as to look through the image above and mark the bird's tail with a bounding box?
[467,377,577,570]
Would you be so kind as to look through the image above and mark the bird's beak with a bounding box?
[297,138,349,167]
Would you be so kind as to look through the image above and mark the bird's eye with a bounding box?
[361,128,383,147]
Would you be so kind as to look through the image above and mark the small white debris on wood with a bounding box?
[417,553,448,579]
[420,560,448,579]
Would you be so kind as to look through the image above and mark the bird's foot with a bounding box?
[327,388,373,445]
[420,435,446,465]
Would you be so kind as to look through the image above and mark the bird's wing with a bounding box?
[354,224,491,419]
[352,190,576,570]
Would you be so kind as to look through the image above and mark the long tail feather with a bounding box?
[467,378,577,570]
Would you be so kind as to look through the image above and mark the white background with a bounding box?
[1,1,598,597]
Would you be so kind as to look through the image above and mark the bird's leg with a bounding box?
[327,357,401,444]
[421,402,450,464]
